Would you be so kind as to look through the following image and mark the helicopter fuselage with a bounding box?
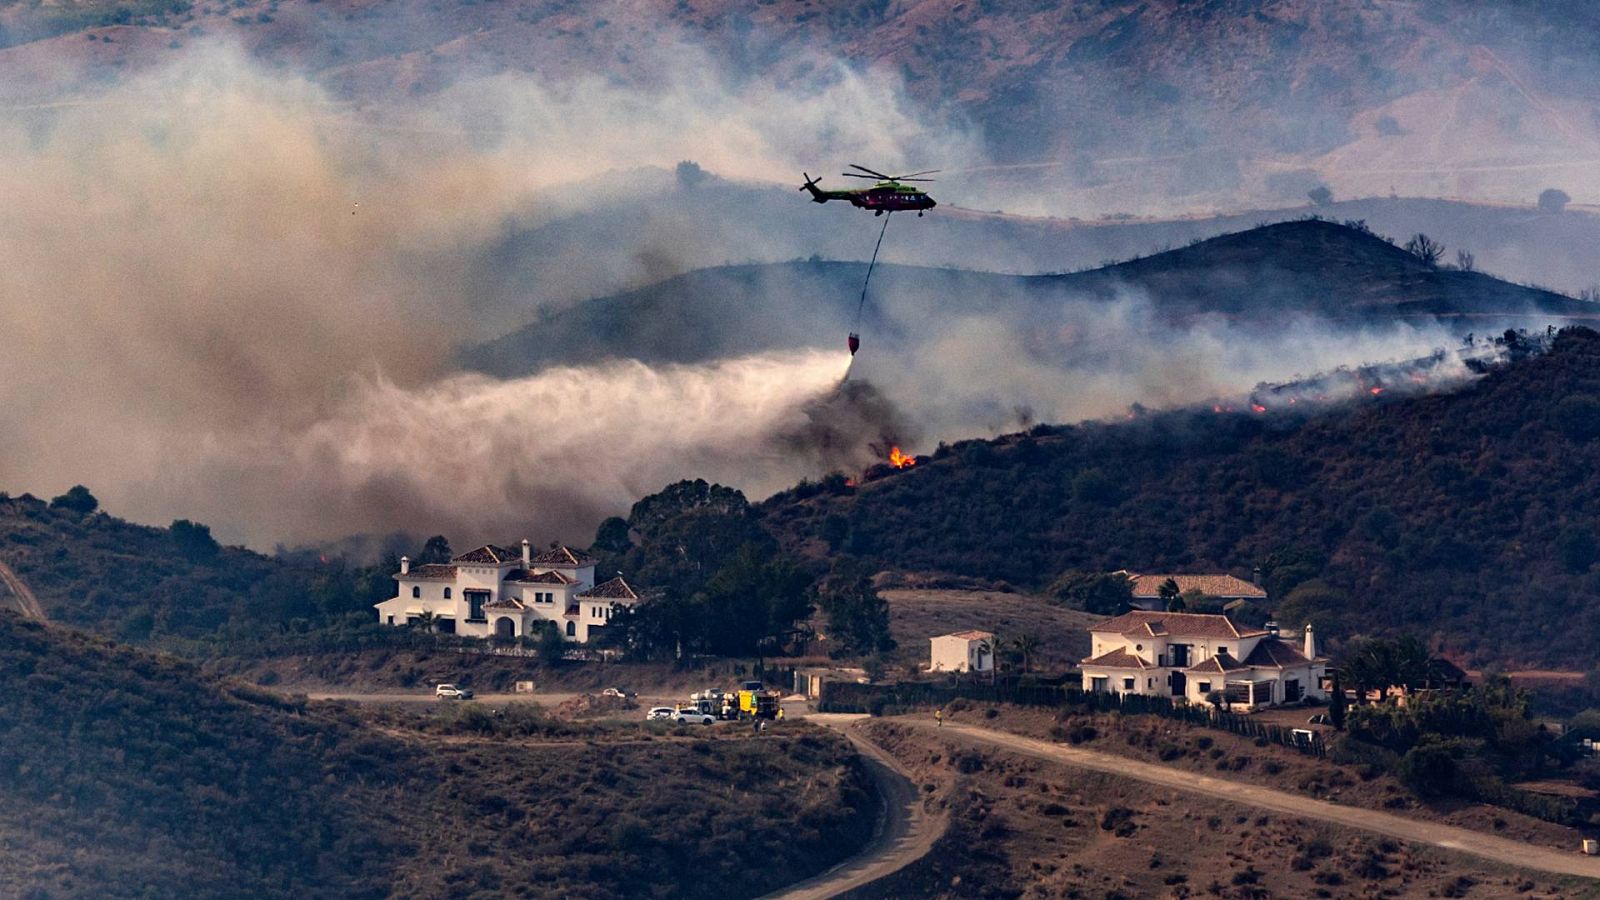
[804,181,936,212]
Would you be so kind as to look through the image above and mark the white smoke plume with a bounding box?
[0,40,973,547]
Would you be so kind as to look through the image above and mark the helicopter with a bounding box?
[800,164,938,216]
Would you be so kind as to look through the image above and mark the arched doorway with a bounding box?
[565,621,576,637]
[494,617,515,638]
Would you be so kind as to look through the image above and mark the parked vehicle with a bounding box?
[672,708,716,725]
[435,684,474,700]
[646,707,676,721]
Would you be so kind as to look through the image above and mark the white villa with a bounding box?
[929,630,996,673]
[374,540,638,643]
[1081,611,1325,710]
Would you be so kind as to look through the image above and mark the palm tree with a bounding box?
[1012,633,1040,674]
[413,609,436,634]
[1158,578,1182,610]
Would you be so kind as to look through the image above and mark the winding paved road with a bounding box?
[0,558,46,622]
[763,714,944,899]
[913,719,1600,881]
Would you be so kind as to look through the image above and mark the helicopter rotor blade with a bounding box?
[848,163,893,179]
[893,170,941,179]
[894,177,936,183]
[841,172,881,179]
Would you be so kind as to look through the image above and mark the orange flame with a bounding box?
[1251,404,1267,414]
[887,446,916,469]
[1369,386,1384,396]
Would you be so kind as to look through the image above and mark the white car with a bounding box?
[672,709,716,725]
[435,684,474,700]
[646,706,676,721]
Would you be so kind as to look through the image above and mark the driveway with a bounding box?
[913,719,1600,880]
[763,714,945,899]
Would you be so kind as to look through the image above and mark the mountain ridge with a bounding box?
[466,219,1594,377]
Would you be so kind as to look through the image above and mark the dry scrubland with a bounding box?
[882,587,1100,673]
[849,717,1594,900]
[0,614,872,899]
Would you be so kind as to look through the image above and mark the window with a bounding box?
[443,587,452,599]
[1197,681,1211,694]
[566,621,576,637]
[1122,678,1135,691]
[467,590,487,620]
[411,586,420,598]
[387,615,394,626]
[1217,646,1228,656]
[1284,678,1301,702]
[1147,678,1153,689]
[1135,643,1143,651]
[1090,677,1108,693]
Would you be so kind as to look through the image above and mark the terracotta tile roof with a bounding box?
[1081,648,1154,669]
[530,545,596,566]
[579,577,638,601]
[452,545,519,565]
[564,604,580,617]
[394,563,456,581]
[1092,610,1267,640]
[505,569,574,585]
[1186,652,1249,674]
[939,630,994,641]
[1124,573,1267,600]
[483,597,525,611]
[1243,640,1312,669]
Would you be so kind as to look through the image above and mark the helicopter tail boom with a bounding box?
[799,173,831,203]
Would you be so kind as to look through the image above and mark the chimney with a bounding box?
[521,538,531,568]
[1265,620,1280,638]
[1251,566,1262,587]
[1303,623,1316,659]
[400,555,410,575]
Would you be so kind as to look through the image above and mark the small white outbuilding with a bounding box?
[929,630,996,673]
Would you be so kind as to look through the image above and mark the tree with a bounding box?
[590,517,632,555]
[49,485,98,515]
[1538,188,1570,214]
[1455,249,1475,272]
[412,610,436,634]
[1012,633,1040,673]
[1157,577,1182,610]
[1403,233,1444,266]
[1049,571,1133,615]
[818,557,894,657]
[535,620,566,664]
[820,514,850,552]
[1329,671,1347,730]
[1396,741,1456,797]
[170,519,219,561]
[1307,185,1334,206]
[417,535,453,565]
[675,160,709,190]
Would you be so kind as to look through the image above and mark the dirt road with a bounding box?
[914,719,1600,881]
[0,558,46,622]
[764,714,945,899]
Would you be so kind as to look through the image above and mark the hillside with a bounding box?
[0,492,387,642]
[0,613,872,898]
[7,2,1600,212]
[466,220,1594,377]
[759,327,1600,670]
